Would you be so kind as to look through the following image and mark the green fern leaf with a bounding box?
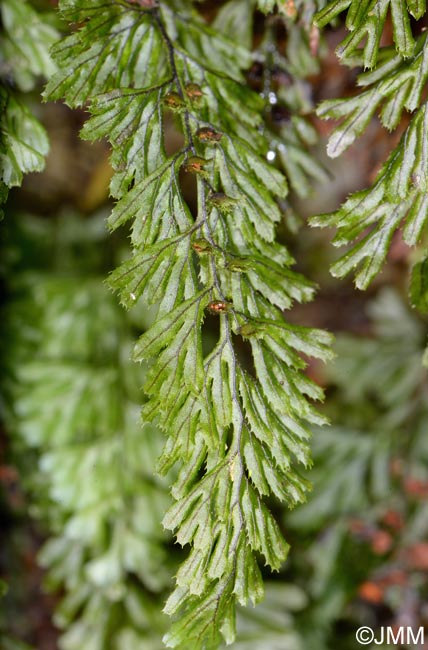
[317,32,428,155]
[1,0,57,91]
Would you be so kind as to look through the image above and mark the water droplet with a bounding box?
[268,92,278,105]
[267,150,276,162]
[130,292,136,301]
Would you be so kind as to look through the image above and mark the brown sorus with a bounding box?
[196,127,222,142]
[185,83,203,99]
[191,238,212,254]
[358,581,384,604]
[183,156,208,174]
[163,91,185,109]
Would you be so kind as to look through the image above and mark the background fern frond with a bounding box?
[0,0,57,204]
[1,213,172,650]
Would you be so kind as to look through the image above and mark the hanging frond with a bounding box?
[45,2,333,647]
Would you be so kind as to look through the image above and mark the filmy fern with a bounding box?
[0,0,57,205]
[45,2,333,647]
[312,0,428,291]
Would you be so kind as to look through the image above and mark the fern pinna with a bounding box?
[46,2,333,647]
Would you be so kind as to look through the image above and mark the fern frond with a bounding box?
[286,289,428,644]
[0,0,57,90]
[410,255,428,313]
[312,5,428,289]
[0,94,49,189]
[312,102,428,288]
[317,32,428,157]
[46,2,333,646]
